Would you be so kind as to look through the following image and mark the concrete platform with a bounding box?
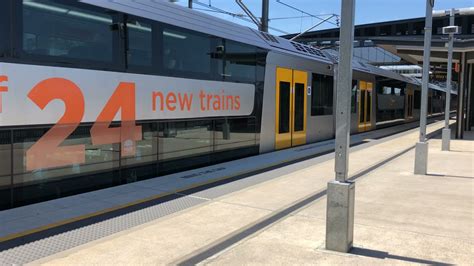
[0,117,444,243]
[6,121,470,265]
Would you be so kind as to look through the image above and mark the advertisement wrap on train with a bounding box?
[0,63,255,126]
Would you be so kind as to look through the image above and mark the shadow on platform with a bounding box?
[350,247,453,265]
[427,173,474,180]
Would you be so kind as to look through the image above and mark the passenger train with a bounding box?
[0,0,455,209]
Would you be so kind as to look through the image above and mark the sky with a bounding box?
[174,0,474,35]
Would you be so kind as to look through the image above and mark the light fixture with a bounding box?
[163,31,187,39]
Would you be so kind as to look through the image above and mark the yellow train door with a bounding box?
[407,88,414,119]
[358,81,373,132]
[275,67,307,150]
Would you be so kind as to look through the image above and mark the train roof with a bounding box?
[80,0,333,64]
[322,49,418,85]
[80,0,455,95]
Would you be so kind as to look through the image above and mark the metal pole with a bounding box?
[334,0,355,182]
[442,8,454,151]
[326,0,356,253]
[261,0,269,32]
[188,0,192,9]
[414,0,434,175]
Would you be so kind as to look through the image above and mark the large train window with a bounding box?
[162,26,211,76]
[311,73,334,116]
[126,17,153,68]
[215,40,257,83]
[21,0,118,65]
[0,1,10,57]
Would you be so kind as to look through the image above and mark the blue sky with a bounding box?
[175,0,473,35]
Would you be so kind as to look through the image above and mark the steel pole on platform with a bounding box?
[188,0,192,8]
[442,9,455,151]
[261,0,269,32]
[414,0,434,175]
[326,0,355,253]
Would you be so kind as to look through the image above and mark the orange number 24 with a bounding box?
[26,79,142,171]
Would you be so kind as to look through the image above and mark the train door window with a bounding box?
[294,83,305,131]
[162,26,211,77]
[366,83,372,123]
[21,0,118,66]
[351,80,357,113]
[414,90,421,109]
[408,96,411,117]
[358,81,373,132]
[359,84,366,123]
[311,73,333,116]
[407,95,411,117]
[407,89,414,118]
[275,68,307,150]
[126,17,153,69]
[292,70,307,146]
[278,81,291,134]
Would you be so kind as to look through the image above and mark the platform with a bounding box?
[0,119,472,264]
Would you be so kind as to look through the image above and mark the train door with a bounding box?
[275,67,307,150]
[406,88,414,119]
[358,81,373,132]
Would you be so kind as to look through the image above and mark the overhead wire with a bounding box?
[275,0,339,27]
[191,0,290,34]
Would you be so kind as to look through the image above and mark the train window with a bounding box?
[367,91,372,122]
[158,120,212,158]
[382,86,392,94]
[0,130,11,181]
[214,117,257,152]
[21,0,116,64]
[294,83,305,131]
[279,81,291,133]
[127,18,153,68]
[216,40,257,83]
[0,125,12,209]
[0,1,10,57]
[394,88,401,96]
[351,80,357,113]
[311,74,334,116]
[162,27,211,76]
[12,124,122,207]
[414,90,421,109]
[360,91,366,123]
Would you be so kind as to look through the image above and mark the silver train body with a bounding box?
[77,0,449,153]
[0,0,454,209]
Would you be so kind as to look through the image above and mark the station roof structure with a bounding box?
[283,11,474,65]
[285,9,474,138]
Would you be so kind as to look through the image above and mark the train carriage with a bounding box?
[0,0,452,210]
